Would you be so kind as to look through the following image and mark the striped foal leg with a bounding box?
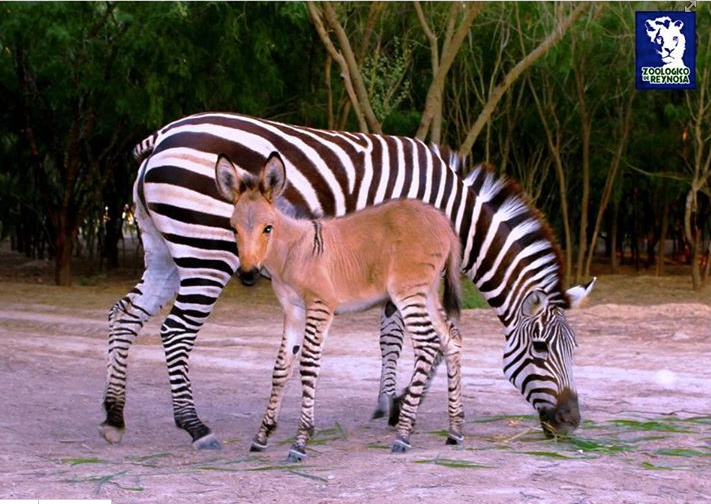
[434,311,464,445]
[160,287,224,449]
[101,213,179,445]
[287,300,334,463]
[251,305,306,451]
[389,291,440,452]
[373,301,405,420]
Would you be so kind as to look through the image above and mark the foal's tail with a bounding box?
[442,232,462,320]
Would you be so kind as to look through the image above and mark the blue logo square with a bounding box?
[635,11,696,90]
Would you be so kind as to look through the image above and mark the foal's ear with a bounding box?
[260,152,287,202]
[215,154,253,202]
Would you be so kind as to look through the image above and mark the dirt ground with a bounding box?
[0,259,710,503]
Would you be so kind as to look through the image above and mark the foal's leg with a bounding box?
[389,290,441,452]
[287,299,334,463]
[373,301,405,419]
[389,310,458,427]
[251,304,306,451]
[429,303,464,445]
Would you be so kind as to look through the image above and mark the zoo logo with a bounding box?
[635,11,696,90]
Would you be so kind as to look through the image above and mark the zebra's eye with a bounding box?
[532,341,549,358]
[263,225,273,234]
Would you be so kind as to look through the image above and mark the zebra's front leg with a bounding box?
[286,300,334,463]
[389,293,440,453]
[160,291,221,450]
[373,301,404,420]
[251,305,305,452]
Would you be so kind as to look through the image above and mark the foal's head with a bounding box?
[215,152,287,286]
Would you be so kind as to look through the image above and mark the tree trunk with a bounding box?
[54,222,75,286]
[574,63,590,283]
[610,200,620,274]
[656,196,669,276]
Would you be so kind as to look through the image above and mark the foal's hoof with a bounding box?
[445,432,464,445]
[388,395,404,427]
[391,437,411,453]
[250,439,268,452]
[286,445,307,463]
[192,432,222,450]
[99,423,124,445]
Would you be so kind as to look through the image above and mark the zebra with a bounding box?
[101,111,594,449]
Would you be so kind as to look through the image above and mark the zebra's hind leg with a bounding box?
[373,301,404,420]
[160,283,226,450]
[101,215,179,445]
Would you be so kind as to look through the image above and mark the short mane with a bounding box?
[464,163,570,309]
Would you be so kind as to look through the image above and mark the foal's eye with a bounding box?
[263,225,273,234]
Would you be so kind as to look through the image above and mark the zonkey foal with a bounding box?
[215,152,464,461]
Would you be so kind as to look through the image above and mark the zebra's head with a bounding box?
[503,278,596,436]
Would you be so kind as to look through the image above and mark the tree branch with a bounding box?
[416,2,481,141]
[459,1,593,157]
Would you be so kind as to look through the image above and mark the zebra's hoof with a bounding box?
[192,432,222,450]
[286,445,307,463]
[445,433,464,445]
[250,439,268,452]
[391,438,411,453]
[99,423,124,445]
[372,394,393,420]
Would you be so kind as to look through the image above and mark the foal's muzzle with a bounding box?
[237,267,260,286]
[539,388,580,436]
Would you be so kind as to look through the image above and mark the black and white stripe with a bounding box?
[101,112,583,447]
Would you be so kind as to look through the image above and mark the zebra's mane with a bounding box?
[464,162,570,309]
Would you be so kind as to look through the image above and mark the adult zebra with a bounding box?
[101,112,594,450]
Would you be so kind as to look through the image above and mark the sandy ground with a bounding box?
[0,276,710,504]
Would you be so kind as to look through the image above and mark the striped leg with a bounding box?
[101,209,179,445]
[160,287,224,449]
[287,300,334,463]
[373,301,405,420]
[388,315,455,427]
[389,291,441,452]
[435,313,464,444]
[251,304,306,451]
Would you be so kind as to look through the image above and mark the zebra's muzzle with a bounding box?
[539,388,580,436]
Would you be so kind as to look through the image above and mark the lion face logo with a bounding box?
[644,16,687,68]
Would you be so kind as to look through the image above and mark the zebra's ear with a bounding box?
[215,154,251,202]
[260,151,287,202]
[521,290,548,318]
[566,277,596,309]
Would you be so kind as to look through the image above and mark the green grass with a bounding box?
[415,457,493,469]
[460,278,487,309]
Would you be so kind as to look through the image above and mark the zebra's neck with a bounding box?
[460,165,568,329]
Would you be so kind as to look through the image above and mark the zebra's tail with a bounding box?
[132,132,158,163]
[442,231,462,320]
